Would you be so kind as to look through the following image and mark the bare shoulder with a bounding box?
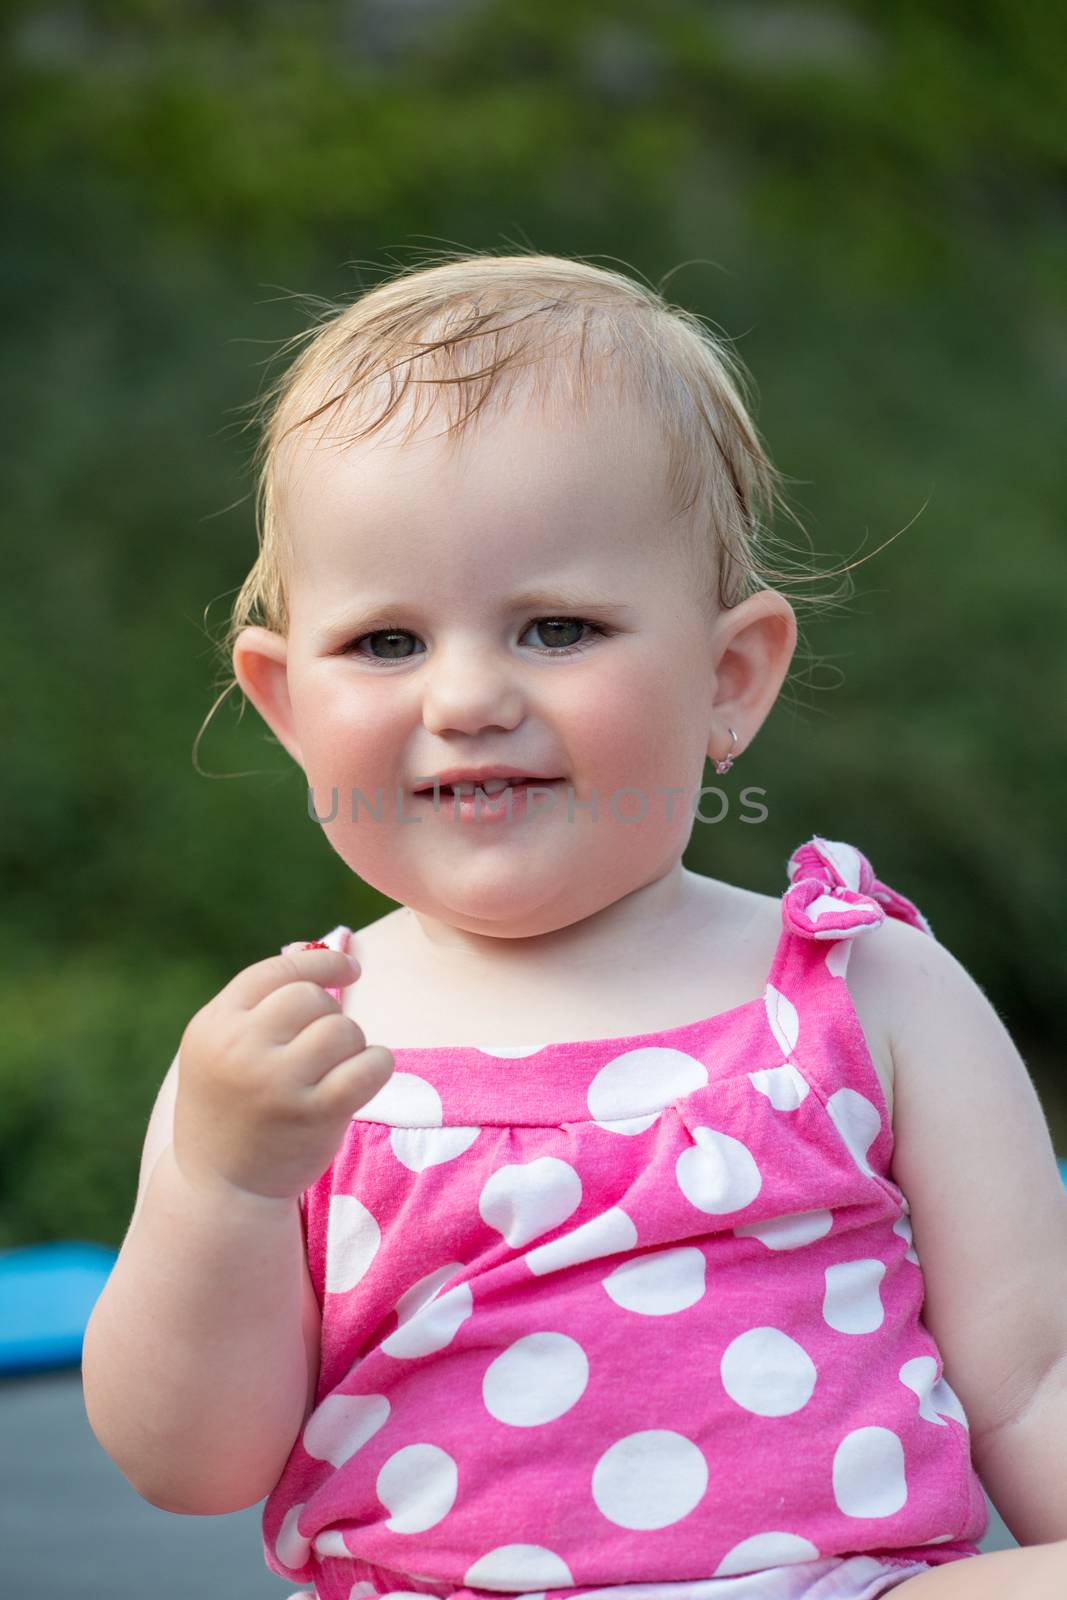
[846,912,940,1039]
[343,907,415,1034]
[865,915,1067,1445]
[347,906,406,958]
[843,913,987,1131]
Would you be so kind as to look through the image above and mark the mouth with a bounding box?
[414,777,565,799]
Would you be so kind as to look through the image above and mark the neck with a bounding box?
[400,861,722,979]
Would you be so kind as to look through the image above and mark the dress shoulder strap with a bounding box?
[781,835,934,944]
[760,836,933,1121]
[764,834,934,1035]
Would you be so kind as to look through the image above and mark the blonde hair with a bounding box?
[197,249,881,770]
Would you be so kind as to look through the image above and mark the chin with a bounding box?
[403,874,588,940]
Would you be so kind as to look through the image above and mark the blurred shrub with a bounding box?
[3,0,1064,1242]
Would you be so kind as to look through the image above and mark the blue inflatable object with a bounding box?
[1061,1158,1067,1193]
[0,1241,118,1376]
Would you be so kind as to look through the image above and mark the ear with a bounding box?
[706,590,797,765]
[232,626,305,768]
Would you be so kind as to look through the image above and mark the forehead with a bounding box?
[278,391,680,603]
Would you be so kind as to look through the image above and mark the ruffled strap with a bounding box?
[781,835,934,943]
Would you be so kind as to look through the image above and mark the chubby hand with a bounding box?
[173,943,394,1203]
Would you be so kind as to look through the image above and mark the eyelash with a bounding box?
[342,617,609,664]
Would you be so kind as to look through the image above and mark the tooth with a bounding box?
[482,779,510,795]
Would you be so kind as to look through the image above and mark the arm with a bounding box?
[880,919,1067,1541]
[81,1050,320,1517]
[970,1352,1067,1547]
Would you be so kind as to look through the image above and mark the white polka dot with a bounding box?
[893,1209,921,1264]
[734,1209,833,1250]
[592,1429,708,1529]
[311,1529,351,1559]
[383,1273,470,1350]
[714,1530,821,1576]
[381,1268,473,1358]
[596,1112,661,1136]
[806,902,879,940]
[676,1126,762,1214]
[525,1205,638,1276]
[823,1259,886,1334]
[900,1357,970,1428]
[833,1426,908,1517]
[602,1245,707,1315]
[748,1062,810,1109]
[377,1443,457,1532]
[480,1156,582,1248]
[806,892,858,928]
[464,1546,573,1592]
[588,1046,708,1122]
[826,941,852,979]
[817,837,863,890]
[764,985,799,1056]
[303,1392,390,1466]
[275,1501,311,1571]
[721,1327,817,1416]
[391,1125,481,1171]
[826,1087,882,1179]
[325,1194,381,1294]
[483,1332,589,1425]
[396,1260,460,1311]
[353,1070,443,1127]
[477,1043,548,1058]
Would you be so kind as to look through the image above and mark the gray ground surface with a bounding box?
[0,1368,1016,1599]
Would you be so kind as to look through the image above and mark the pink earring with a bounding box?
[713,726,739,775]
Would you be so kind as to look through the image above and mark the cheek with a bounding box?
[290,678,400,793]
[563,659,700,783]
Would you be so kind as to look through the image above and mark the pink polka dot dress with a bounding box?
[263,836,988,1600]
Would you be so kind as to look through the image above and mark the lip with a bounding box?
[411,765,561,793]
[413,778,563,824]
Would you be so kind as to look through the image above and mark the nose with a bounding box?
[420,640,525,737]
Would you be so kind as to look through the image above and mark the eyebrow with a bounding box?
[319,587,637,638]
[504,586,635,615]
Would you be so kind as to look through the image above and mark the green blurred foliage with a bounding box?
[2,0,1064,1246]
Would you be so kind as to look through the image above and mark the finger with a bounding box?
[285,1010,371,1085]
[249,941,365,1044]
[223,947,361,1014]
[254,978,365,1049]
[314,1042,395,1115]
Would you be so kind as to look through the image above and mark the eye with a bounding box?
[521,617,605,655]
[343,617,607,663]
[347,627,421,662]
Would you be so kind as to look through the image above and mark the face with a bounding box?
[233,393,795,940]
